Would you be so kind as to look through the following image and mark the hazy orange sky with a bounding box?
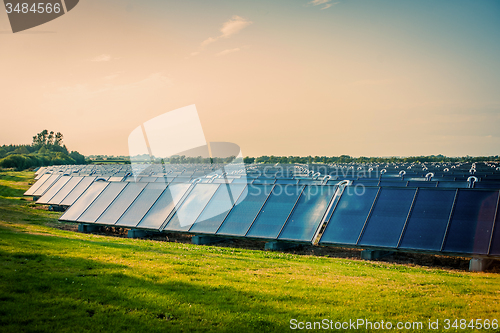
[1,0,499,157]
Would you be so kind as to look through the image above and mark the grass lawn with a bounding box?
[0,170,499,332]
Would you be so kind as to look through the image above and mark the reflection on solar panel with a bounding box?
[279,185,337,242]
[97,183,147,225]
[442,190,499,254]
[164,184,220,231]
[358,188,416,247]
[136,183,191,230]
[60,182,109,221]
[217,185,273,236]
[246,185,304,239]
[36,176,71,204]
[399,189,456,251]
[320,187,379,245]
[189,184,247,234]
[60,177,97,206]
[116,183,167,227]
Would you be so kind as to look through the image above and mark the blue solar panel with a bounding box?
[189,184,247,234]
[246,185,304,239]
[279,185,337,242]
[399,189,456,251]
[136,183,191,229]
[358,188,416,247]
[319,187,379,245]
[443,190,499,254]
[164,184,220,231]
[490,210,500,255]
[216,185,273,236]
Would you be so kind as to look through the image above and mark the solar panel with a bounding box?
[399,189,456,251]
[358,188,416,247]
[189,184,247,234]
[32,175,60,196]
[136,183,191,229]
[78,182,128,223]
[217,185,273,236]
[319,187,379,245]
[115,183,168,227]
[60,182,109,221]
[279,185,337,242]
[47,176,83,205]
[60,177,97,206]
[24,173,51,196]
[163,184,220,231]
[442,190,499,254]
[36,176,71,204]
[489,209,500,255]
[95,183,147,225]
[246,185,304,239]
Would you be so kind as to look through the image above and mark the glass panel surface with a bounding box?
[33,175,60,196]
[399,189,456,251]
[276,179,298,185]
[443,190,499,254]
[116,183,167,227]
[60,177,97,206]
[217,185,273,236]
[279,185,337,242]
[96,183,147,225]
[136,183,191,229]
[246,185,303,239]
[164,184,220,231]
[319,187,378,245]
[24,174,51,195]
[189,184,247,234]
[489,204,500,256]
[49,176,83,205]
[36,176,71,204]
[78,182,128,223]
[358,188,416,247]
[60,182,109,221]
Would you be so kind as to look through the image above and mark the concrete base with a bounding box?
[360,250,394,260]
[192,235,226,245]
[78,224,100,233]
[264,241,299,251]
[469,258,495,272]
[49,205,66,212]
[128,229,148,238]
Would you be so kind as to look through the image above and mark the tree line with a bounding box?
[0,130,85,170]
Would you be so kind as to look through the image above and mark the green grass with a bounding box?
[0,171,500,332]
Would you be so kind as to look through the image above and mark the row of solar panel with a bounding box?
[60,182,338,243]
[58,179,500,257]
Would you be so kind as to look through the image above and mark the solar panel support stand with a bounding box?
[192,235,227,245]
[469,258,495,272]
[128,229,149,239]
[360,250,394,260]
[78,224,101,233]
[264,241,299,251]
[49,205,66,212]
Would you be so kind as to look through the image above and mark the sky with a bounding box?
[1,0,499,157]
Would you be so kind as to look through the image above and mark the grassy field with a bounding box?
[0,170,500,332]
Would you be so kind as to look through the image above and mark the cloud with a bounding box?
[215,48,241,57]
[308,0,339,10]
[198,15,252,49]
[91,54,112,62]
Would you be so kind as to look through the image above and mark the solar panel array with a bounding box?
[26,161,500,259]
